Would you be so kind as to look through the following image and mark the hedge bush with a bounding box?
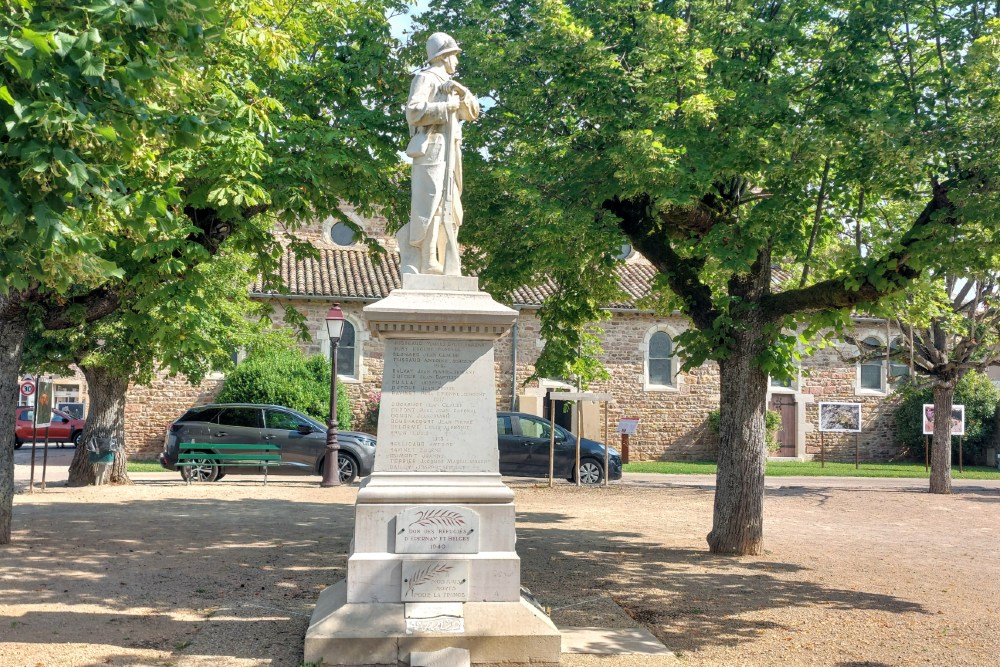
[894,371,999,463]
[217,338,352,429]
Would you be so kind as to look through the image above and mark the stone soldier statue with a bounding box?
[399,32,480,276]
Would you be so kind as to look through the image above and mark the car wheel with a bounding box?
[72,431,82,448]
[338,453,358,485]
[14,439,23,450]
[179,456,219,483]
[577,459,604,485]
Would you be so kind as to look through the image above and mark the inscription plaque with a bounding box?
[401,560,470,602]
[405,616,464,634]
[395,506,479,554]
[375,338,498,474]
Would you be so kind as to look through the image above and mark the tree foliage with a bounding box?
[416,0,1000,553]
[0,0,406,542]
[217,335,352,429]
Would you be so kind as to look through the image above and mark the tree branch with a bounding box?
[761,175,975,319]
[604,194,719,330]
[40,288,121,330]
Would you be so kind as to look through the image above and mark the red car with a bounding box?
[14,407,86,449]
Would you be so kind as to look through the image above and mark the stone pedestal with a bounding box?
[305,275,561,666]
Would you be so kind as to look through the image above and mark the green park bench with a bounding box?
[177,443,281,485]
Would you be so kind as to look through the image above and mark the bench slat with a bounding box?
[177,461,281,466]
[178,454,281,462]
[178,443,279,451]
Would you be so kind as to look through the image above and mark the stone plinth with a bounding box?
[305,276,561,666]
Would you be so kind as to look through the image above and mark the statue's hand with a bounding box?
[447,97,460,112]
[442,80,470,98]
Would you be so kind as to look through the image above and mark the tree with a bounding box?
[418,0,1000,554]
[890,274,1000,492]
[24,253,267,486]
[1,0,407,543]
[894,370,1000,471]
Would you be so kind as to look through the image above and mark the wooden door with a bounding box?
[768,394,797,457]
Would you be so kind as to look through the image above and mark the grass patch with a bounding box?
[127,460,165,473]
[623,460,1000,479]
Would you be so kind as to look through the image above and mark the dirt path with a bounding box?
[1,476,998,666]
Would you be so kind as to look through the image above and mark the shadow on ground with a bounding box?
[2,483,929,665]
[512,515,925,656]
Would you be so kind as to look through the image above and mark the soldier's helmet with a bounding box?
[426,32,461,62]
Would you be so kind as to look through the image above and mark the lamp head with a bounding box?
[326,303,345,341]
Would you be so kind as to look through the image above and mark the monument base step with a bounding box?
[305,581,562,666]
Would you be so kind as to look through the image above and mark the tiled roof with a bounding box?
[251,247,661,310]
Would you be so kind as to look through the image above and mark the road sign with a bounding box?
[19,381,35,397]
[617,418,640,435]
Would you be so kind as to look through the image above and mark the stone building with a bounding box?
[119,210,909,463]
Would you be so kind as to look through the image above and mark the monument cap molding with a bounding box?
[357,473,515,505]
[364,284,517,341]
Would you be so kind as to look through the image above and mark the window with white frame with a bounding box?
[770,366,799,391]
[318,317,360,380]
[643,326,680,390]
[858,336,886,392]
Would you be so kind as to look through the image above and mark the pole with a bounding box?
[41,425,50,490]
[924,435,929,472]
[820,431,825,468]
[575,400,582,488]
[29,402,38,494]
[621,433,630,464]
[603,401,609,488]
[853,430,858,469]
[321,340,341,487]
[959,435,964,473]
[548,408,555,489]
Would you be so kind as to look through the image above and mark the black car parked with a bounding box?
[158,403,376,484]
[497,411,622,483]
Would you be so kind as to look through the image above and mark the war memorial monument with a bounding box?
[303,32,563,667]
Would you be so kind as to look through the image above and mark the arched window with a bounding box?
[318,318,360,380]
[336,321,356,377]
[859,336,885,392]
[648,331,674,387]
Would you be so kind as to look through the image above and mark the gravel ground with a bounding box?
[2,469,999,667]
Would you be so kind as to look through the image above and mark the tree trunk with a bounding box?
[708,321,770,555]
[0,298,28,544]
[929,379,955,494]
[68,364,132,486]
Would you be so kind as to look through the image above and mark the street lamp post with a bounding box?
[321,303,345,487]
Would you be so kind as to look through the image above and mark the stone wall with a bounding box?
[124,373,225,459]
[122,296,909,463]
[799,341,904,462]
[279,205,399,252]
[497,311,722,461]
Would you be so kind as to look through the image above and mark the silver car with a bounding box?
[158,403,376,483]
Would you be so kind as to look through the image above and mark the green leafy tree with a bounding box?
[418,0,1000,554]
[894,371,1000,468]
[217,335,352,429]
[0,0,406,543]
[887,273,1000,491]
[24,254,268,486]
